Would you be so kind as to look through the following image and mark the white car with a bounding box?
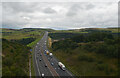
[41,73,44,77]
[51,63,54,66]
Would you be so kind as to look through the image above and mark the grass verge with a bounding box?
[28,32,44,76]
[27,32,44,47]
[31,48,35,76]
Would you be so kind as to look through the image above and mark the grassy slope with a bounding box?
[52,48,118,76]
[27,32,44,47]
[28,32,44,76]
[2,28,43,40]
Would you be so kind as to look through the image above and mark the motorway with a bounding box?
[33,31,74,78]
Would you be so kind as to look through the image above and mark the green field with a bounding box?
[2,28,42,40]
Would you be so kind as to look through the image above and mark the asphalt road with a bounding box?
[33,31,74,78]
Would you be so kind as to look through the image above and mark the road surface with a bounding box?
[33,31,74,78]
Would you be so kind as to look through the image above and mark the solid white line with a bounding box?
[35,48,41,76]
[41,35,59,78]
[29,58,31,78]
[66,70,73,76]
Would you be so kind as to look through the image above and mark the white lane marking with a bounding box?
[50,53,73,76]
[40,43,57,77]
[29,58,31,78]
[66,70,73,76]
[41,32,61,78]
[45,48,73,77]
[35,48,41,76]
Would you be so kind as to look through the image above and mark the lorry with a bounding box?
[46,51,49,55]
[58,62,65,71]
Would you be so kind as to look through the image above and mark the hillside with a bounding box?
[48,28,119,40]
[2,39,30,76]
[49,31,119,76]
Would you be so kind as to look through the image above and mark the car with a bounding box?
[39,59,41,61]
[45,64,47,67]
[41,73,44,77]
[51,63,54,66]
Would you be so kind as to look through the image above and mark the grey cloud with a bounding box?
[66,4,83,17]
[3,2,39,14]
[43,7,56,14]
[85,3,95,10]
[2,2,118,29]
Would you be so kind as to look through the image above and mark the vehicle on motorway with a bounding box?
[49,53,53,58]
[46,51,49,55]
[41,73,44,77]
[51,63,54,66]
[39,59,41,61]
[58,62,65,71]
[45,64,47,67]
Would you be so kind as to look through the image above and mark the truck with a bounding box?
[58,62,65,71]
[46,51,49,55]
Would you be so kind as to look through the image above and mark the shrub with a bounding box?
[96,64,105,71]
[78,55,94,62]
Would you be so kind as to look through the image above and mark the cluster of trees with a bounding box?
[49,33,81,40]
[71,32,114,42]
[52,39,78,52]
[52,32,119,58]
[81,37,119,58]
[2,39,30,76]
[51,32,119,76]
[11,37,36,45]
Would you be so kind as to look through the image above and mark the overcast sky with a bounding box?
[2,2,118,30]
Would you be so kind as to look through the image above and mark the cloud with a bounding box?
[66,4,82,17]
[43,7,57,14]
[85,3,95,10]
[2,2,118,29]
[22,16,30,20]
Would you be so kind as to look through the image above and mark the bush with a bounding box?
[2,39,30,76]
[97,60,103,64]
[11,37,36,45]
[78,55,94,62]
[52,39,78,51]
